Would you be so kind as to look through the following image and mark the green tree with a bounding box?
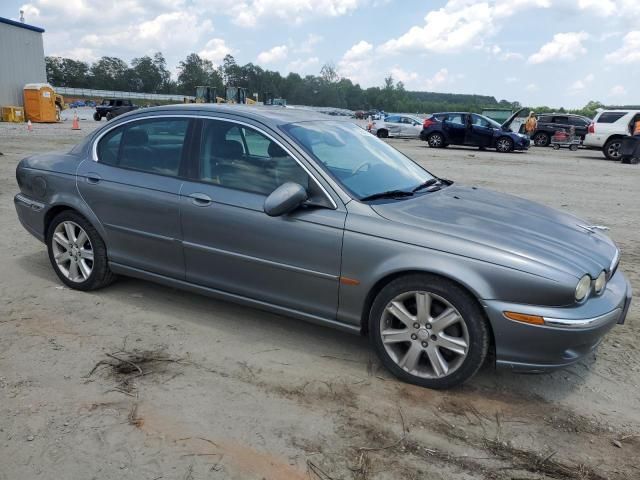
[177,53,215,95]
[90,56,129,90]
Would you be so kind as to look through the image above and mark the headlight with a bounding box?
[594,271,606,294]
[575,275,591,301]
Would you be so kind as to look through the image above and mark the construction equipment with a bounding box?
[23,83,66,122]
[195,86,217,103]
[1,105,25,123]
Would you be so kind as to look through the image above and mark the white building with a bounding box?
[0,16,47,107]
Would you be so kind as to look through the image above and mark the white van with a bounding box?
[584,110,640,160]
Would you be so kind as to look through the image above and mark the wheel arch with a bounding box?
[43,197,108,244]
[359,268,495,351]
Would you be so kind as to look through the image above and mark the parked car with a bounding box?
[14,105,631,389]
[421,112,530,152]
[584,110,640,160]
[94,98,139,121]
[371,114,424,138]
[527,113,592,147]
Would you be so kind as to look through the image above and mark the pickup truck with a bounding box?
[94,99,139,121]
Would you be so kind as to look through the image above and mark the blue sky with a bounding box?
[2,0,638,108]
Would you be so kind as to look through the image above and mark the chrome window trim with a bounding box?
[91,113,338,209]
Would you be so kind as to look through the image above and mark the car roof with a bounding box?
[134,104,335,126]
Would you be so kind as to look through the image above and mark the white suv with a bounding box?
[584,110,640,160]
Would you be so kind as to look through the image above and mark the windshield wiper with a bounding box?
[360,190,414,202]
[412,178,442,192]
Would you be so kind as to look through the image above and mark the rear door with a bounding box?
[77,116,194,279]
[442,113,467,145]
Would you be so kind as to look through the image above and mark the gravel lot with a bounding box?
[1,119,639,480]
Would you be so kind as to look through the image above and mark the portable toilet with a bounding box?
[23,83,59,123]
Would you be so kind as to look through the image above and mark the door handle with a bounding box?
[188,192,212,206]
[86,173,101,184]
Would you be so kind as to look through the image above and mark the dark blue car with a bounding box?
[420,112,530,153]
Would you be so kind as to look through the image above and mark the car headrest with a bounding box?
[217,140,244,159]
[268,142,287,158]
[123,128,149,147]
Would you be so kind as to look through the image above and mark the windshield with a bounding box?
[477,114,502,129]
[282,121,434,199]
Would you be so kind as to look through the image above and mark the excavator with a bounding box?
[194,86,257,104]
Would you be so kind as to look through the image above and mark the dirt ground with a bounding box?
[1,120,639,480]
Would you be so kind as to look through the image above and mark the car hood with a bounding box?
[371,185,617,280]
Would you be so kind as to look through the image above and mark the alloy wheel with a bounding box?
[51,221,94,282]
[533,133,549,146]
[607,141,622,159]
[428,134,443,147]
[379,291,469,379]
[496,138,512,152]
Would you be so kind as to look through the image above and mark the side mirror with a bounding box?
[264,182,308,217]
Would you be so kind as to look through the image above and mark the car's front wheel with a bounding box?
[496,137,514,153]
[46,211,115,291]
[427,132,445,148]
[369,274,490,389]
[93,112,101,121]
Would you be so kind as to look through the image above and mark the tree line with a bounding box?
[45,52,611,117]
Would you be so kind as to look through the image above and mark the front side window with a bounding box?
[282,121,433,199]
[198,119,309,196]
[96,118,189,176]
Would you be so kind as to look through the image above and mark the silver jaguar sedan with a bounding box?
[14,105,632,389]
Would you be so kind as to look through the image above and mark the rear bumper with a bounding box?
[483,269,632,372]
[14,193,46,242]
[583,134,603,148]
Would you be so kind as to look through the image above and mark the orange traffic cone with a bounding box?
[72,114,80,130]
[27,120,32,132]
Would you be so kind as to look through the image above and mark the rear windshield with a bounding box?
[597,112,627,123]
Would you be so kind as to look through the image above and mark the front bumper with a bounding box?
[483,269,632,372]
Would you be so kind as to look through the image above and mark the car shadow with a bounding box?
[15,250,599,401]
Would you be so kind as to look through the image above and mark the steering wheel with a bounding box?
[351,161,371,175]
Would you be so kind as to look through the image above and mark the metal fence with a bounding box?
[52,86,194,102]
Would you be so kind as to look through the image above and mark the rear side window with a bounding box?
[537,115,552,123]
[445,114,464,125]
[96,118,190,176]
[568,116,589,126]
[597,112,627,123]
[552,116,569,124]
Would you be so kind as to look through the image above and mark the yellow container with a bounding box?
[23,83,59,123]
[1,106,25,123]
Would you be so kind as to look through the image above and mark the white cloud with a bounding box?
[389,67,419,86]
[337,41,374,84]
[199,38,232,65]
[424,68,450,91]
[225,0,363,27]
[609,85,627,97]
[528,32,589,64]
[257,45,288,64]
[606,31,640,64]
[578,0,616,16]
[380,0,551,54]
[525,83,539,92]
[502,52,524,61]
[569,73,594,94]
[288,57,320,72]
[294,33,324,54]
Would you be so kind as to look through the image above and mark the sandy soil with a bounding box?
[1,121,639,480]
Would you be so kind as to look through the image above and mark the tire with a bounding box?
[427,132,445,148]
[369,274,490,389]
[93,112,101,121]
[532,132,550,147]
[570,144,579,151]
[603,138,623,161]
[46,211,115,291]
[106,112,114,121]
[377,129,388,138]
[553,144,560,150]
[496,137,514,153]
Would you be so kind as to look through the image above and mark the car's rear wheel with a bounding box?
[106,112,114,121]
[46,211,115,291]
[533,132,550,147]
[496,137,514,153]
[603,138,623,161]
[377,129,388,138]
[427,132,445,148]
[369,274,489,389]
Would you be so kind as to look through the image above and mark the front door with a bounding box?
[77,116,193,279]
[467,114,495,147]
[180,118,345,320]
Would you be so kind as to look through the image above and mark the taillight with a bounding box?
[588,122,595,134]
[423,118,435,129]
